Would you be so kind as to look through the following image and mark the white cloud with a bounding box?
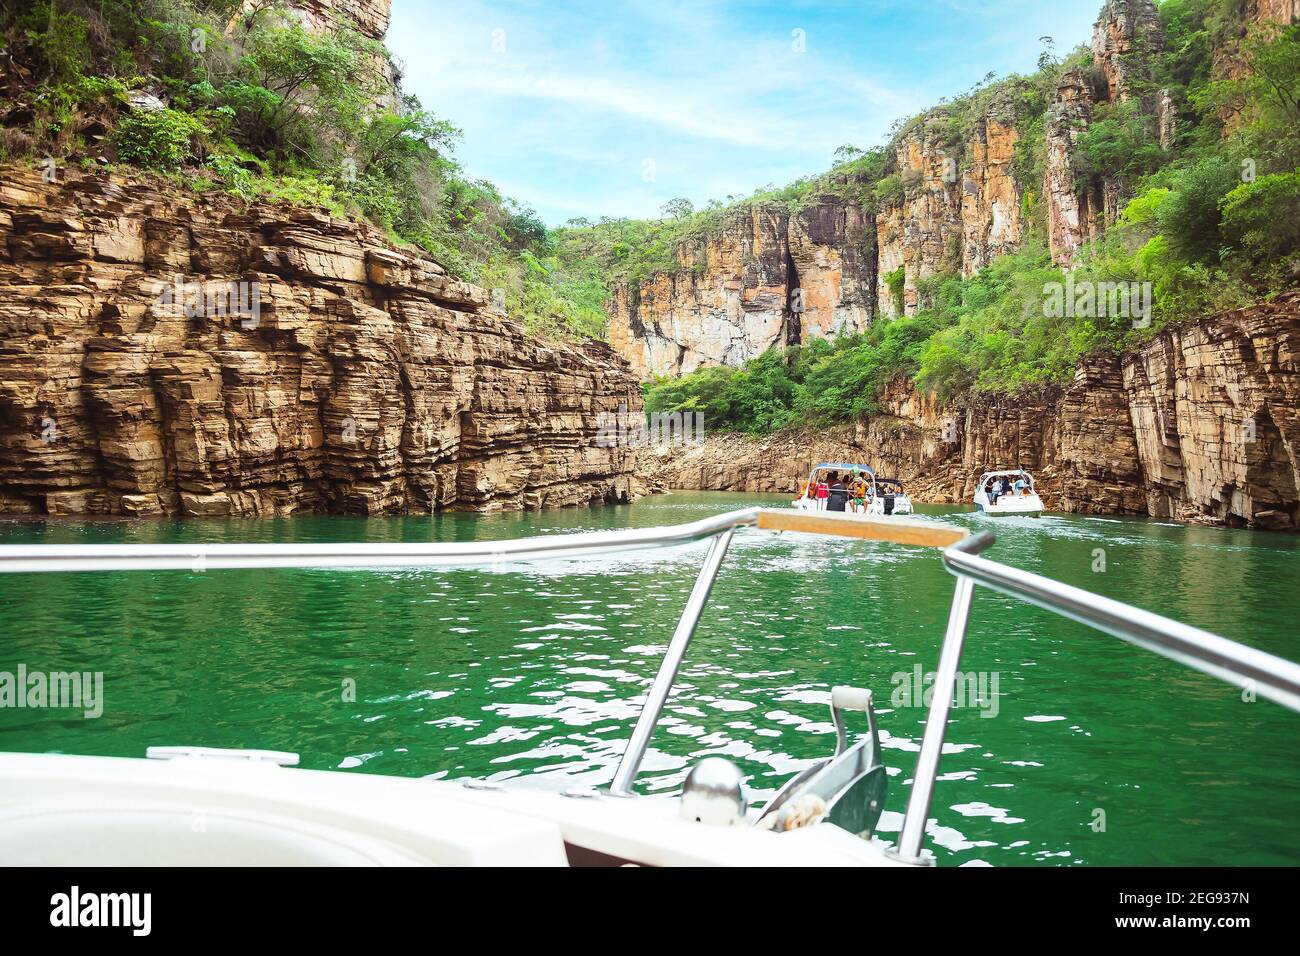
[388,0,1098,224]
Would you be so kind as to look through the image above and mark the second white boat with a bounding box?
[974,469,1044,517]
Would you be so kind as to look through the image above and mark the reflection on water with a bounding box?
[1,492,1298,866]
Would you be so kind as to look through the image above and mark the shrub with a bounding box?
[884,266,906,313]
[1156,155,1242,261]
[1117,186,1171,227]
[221,15,379,161]
[20,1,90,83]
[1075,100,1165,186]
[1220,170,1300,262]
[873,174,905,206]
[112,108,208,169]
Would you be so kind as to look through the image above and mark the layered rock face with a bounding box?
[874,101,1025,318]
[644,293,1300,531]
[1092,0,1165,104]
[290,0,393,39]
[1124,297,1300,529]
[0,168,641,517]
[1045,1,1169,264]
[1044,69,1106,267]
[607,199,874,378]
[611,0,1205,373]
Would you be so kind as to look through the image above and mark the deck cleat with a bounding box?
[755,685,887,839]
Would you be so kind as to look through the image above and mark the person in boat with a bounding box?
[849,475,869,513]
[1013,475,1027,497]
[815,474,831,510]
[988,478,1000,505]
[826,475,849,513]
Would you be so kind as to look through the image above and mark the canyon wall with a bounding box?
[607,198,875,379]
[644,292,1300,531]
[0,168,642,517]
[617,0,1300,531]
[286,0,393,39]
[609,0,1202,374]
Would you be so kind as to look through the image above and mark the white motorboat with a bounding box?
[2,508,1297,867]
[792,463,912,516]
[863,477,914,516]
[974,469,1044,517]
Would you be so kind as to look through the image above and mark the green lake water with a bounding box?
[1,491,1297,866]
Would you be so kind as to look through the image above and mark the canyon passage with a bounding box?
[0,0,1298,874]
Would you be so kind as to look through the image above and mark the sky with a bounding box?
[387,0,1103,226]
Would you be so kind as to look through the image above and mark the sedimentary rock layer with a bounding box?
[282,0,392,40]
[643,293,1300,531]
[607,199,874,379]
[0,168,642,517]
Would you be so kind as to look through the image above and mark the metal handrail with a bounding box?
[0,508,765,574]
[890,531,1300,865]
[2,509,1297,865]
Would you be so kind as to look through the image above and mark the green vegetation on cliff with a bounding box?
[3,0,1296,383]
[646,2,1300,433]
[0,0,601,339]
[552,146,891,286]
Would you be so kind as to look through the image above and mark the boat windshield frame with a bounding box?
[2,508,1297,867]
[980,469,1036,491]
[800,464,874,498]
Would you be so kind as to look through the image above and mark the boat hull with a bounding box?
[0,752,903,867]
[792,498,914,517]
[974,495,1044,517]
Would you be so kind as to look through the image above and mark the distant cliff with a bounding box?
[607,200,875,378]
[609,0,1288,379]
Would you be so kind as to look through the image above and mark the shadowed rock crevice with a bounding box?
[782,247,802,347]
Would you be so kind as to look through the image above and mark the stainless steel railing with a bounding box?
[890,530,1300,865]
[2,508,1297,866]
[0,508,762,574]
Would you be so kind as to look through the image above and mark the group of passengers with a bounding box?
[987,474,1030,505]
[803,471,873,513]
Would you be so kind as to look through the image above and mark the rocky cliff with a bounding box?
[607,198,875,379]
[286,0,393,40]
[609,0,1197,375]
[0,168,642,517]
[644,292,1300,531]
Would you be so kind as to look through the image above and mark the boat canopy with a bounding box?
[811,463,874,475]
[978,469,1033,481]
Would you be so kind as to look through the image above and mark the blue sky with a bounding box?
[388,0,1103,226]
